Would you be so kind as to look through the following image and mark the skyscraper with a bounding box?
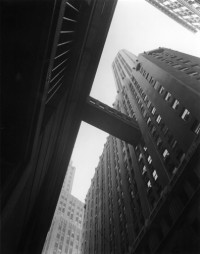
[42,163,84,254]
[62,162,76,194]
[82,48,200,253]
[145,0,200,33]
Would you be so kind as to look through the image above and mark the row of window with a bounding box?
[130,78,185,176]
[122,88,136,118]
[113,63,123,91]
[120,140,146,235]
[164,0,199,25]
[84,136,143,251]
[136,145,162,209]
[68,201,83,210]
[139,63,200,135]
[118,53,132,76]
[151,50,200,80]
[115,58,126,80]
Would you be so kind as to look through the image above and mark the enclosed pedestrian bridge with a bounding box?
[82,96,141,145]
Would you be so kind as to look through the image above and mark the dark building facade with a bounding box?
[1,1,117,254]
[145,0,200,33]
[82,48,200,254]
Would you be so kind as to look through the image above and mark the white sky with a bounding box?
[71,0,200,202]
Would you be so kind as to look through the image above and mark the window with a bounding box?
[171,140,178,149]
[176,149,185,162]
[180,67,189,71]
[153,170,158,180]
[163,149,169,159]
[188,71,198,76]
[147,181,152,188]
[139,153,142,161]
[159,86,165,94]
[147,101,151,108]
[147,155,152,164]
[151,126,156,136]
[165,92,171,101]
[156,115,162,124]
[154,81,160,90]
[173,64,182,68]
[156,137,162,148]
[191,120,200,135]
[163,126,169,136]
[143,110,147,118]
[142,165,147,175]
[181,108,190,121]
[152,107,156,115]
[149,77,154,85]
[147,117,151,125]
[172,99,179,110]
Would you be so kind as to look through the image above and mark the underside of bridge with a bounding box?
[1,0,142,253]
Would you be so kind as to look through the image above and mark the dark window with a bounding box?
[176,149,185,162]
[171,140,178,149]
[157,137,163,148]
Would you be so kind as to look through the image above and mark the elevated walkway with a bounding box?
[82,96,141,145]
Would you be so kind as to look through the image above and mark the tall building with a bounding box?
[82,48,200,254]
[145,0,200,33]
[42,163,84,254]
[62,162,76,194]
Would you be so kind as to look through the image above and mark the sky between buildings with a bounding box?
[71,0,200,202]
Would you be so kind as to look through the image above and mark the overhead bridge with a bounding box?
[82,96,141,145]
